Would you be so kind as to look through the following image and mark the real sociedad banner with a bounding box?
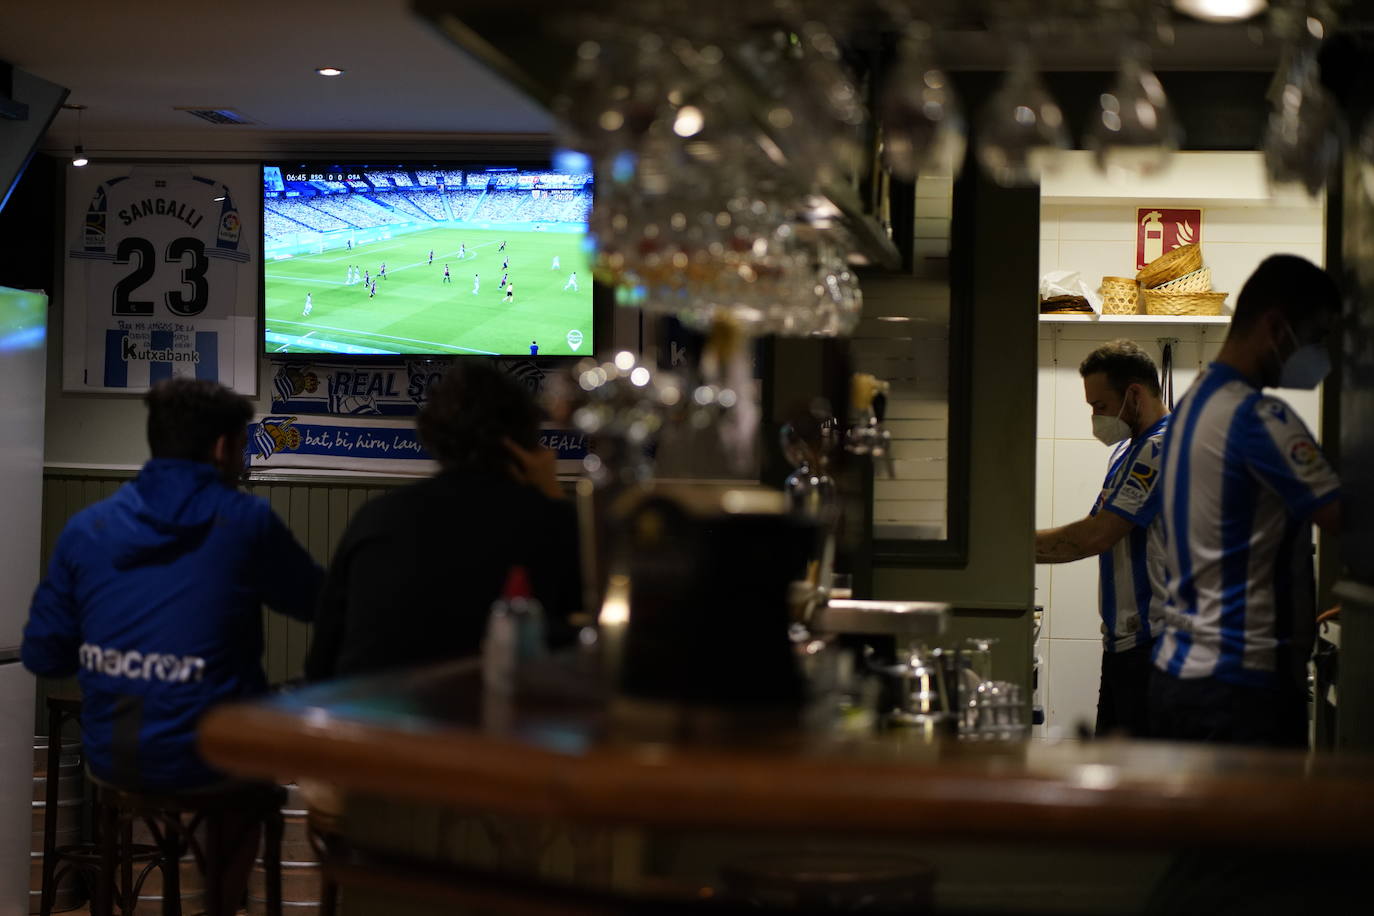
[246,413,589,474]
[268,357,552,416]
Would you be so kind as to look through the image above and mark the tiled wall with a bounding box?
[1039,202,1325,306]
[1035,195,1326,734]
[851,172,953,540]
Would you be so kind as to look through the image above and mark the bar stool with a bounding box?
[36,694,287,916]
[38,694,87,916]
[87,778,287,916]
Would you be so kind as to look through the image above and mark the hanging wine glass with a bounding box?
[734,16,865,189]
[879,22,967,181]
[976,45,1070,187]
[1087,41,1180,182]
[1263,45,1345,196]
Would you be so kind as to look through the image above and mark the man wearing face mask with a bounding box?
[1036,340,1170,737]
[1150,255,1342,748]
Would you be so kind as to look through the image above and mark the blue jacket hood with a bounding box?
[112,459,228,569]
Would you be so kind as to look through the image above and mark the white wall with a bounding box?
[1035,173,1326,734]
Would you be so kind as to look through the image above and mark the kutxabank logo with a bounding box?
[101,329,219,388]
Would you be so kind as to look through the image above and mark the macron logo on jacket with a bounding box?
[79,642,206,683]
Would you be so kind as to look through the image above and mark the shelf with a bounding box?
[1040,314,1231,325]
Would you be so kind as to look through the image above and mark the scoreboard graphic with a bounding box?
[62,163,259,395]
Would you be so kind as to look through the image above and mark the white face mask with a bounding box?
[1092,392,1133,446]
[1276,323,1332,390]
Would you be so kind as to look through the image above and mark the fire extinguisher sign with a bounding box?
[1136,208,1203,271]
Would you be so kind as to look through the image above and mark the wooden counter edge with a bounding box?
[199,700,1374,848]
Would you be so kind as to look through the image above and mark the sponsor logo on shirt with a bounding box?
[1129,460,1157,488]
[79,643,206,683]
[1288,436,1320,468]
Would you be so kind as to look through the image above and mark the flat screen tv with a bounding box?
[262,161,593,357]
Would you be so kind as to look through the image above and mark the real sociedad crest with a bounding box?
[252,415,300,460]
[270,365,319,405]
[502,359,547,394]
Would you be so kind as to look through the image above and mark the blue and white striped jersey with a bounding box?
[1092,415,1170,653]
[1153,362,1339,687]
[68,167,247,388]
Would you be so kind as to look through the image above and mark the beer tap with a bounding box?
[845,373,895,478]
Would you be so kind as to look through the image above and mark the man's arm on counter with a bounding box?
[1035,512,1134,564]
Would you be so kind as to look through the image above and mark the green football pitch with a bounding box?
[264,227,591,356]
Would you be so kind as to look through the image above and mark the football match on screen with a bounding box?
[262,165,593,357]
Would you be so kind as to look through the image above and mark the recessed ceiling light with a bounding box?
[212,195,226,202]
[315,67,345,77]
[1172,0,1267,22]
[876,316,911,322]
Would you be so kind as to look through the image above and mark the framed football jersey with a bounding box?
[62,163,259,394]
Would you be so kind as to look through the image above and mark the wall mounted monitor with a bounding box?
[262,161,593,357]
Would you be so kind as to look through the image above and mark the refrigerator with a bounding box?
[0,286,47,915]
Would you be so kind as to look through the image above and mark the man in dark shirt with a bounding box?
[305,361,580,679]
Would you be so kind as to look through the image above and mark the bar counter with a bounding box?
[199,656,1374,850]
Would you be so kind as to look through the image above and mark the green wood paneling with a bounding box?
[37,470,403,691]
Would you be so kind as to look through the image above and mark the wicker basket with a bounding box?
[1153,266,1212,294]
[1100,276,1140,315]
[1138,244,1203,288]
[1142,289,1227,316]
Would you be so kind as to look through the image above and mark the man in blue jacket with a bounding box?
[23,379,323,789]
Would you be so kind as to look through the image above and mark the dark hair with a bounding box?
[1079,339,1161,397]
[1231,255,1340,335]
[144,379,253,461]
[417,361,542,473]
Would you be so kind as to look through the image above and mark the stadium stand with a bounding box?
[445,189,486,220]
[307,194,405,228]
[396,189,449,220]
[470,190,530,221]
[366,192,431,222]
[262,209,301,242]
[264,199,352,231]
[263,176,591,246]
